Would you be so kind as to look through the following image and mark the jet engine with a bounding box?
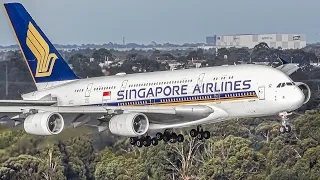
[24,112,64,135]
[109,113,149,136]
[296,82,311,104]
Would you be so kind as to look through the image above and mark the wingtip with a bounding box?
[278,57,289,65]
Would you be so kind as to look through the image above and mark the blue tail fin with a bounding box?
[3,3,79,86]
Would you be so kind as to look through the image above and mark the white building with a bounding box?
[205,34,306,49]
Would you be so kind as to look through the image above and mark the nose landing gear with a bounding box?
[279,112,292,133]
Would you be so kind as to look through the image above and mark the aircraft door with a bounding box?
[258,86,265,100]
[197,73,205,86]
[85,83,93,104]
[120,80,128,91]
[85,83,93,97]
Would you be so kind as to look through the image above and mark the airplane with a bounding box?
[0,2,311,148]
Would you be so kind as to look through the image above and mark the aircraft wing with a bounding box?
[0,104,212,114]
[0,100,57,106]
[0,104,229,131]
[104,105,229,130]
[275,57,300,76]
[276,64,299,76]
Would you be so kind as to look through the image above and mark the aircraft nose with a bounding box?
[290,87,305,110]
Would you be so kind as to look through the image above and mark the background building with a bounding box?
[205,34,306,49]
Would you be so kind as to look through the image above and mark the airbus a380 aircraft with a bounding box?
[0,3,311,147]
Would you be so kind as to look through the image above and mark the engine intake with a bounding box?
[24,112,64,135]
[296,82,311,104]
[109,113,149,137]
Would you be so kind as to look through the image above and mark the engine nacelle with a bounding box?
[109,113,149,137]
[24,112,64,135]
[296,82,311,104]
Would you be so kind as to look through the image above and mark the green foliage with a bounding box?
[1,108,320,180]
[199,136,266,180]
[1,47,320,179]
[95,148,148,180]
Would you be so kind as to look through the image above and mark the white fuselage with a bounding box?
[22,64,305,122]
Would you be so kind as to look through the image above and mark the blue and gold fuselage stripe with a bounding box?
[90,90,258,107]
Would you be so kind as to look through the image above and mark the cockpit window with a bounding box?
[277,82,295,88]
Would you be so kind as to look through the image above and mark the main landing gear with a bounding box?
[129,129,185,148]
[279,112,292,134]
[189,125,211,140]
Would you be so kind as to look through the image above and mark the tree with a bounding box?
[294,113,320,142]
[199,135,266,180]
[92,48,114,62]
[255,122,280,143]
[187,49,204,60]
[0,155,65,180]
[94,148,148,180]
[165,135,204,179]
[69,53,103,78]
[293,146,320,179]
[228,47,250,63]
[253,42,269,51]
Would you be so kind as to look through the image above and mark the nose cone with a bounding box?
[289,87,305,111]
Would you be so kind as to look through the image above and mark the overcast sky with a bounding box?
[0,0,319,45]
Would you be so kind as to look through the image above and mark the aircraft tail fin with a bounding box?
[3,3,79,90]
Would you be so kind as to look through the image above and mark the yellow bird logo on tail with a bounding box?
[26,22,58,77]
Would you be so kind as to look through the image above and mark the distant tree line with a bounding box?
[0,43,320,179]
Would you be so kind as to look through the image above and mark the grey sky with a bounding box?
[0,0,319,45]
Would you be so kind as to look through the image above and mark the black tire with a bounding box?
[190,129,198,137]
[177,134,184,142]
[136,140,143,147]
[144,138,151,147]
[156,132,163,141]
[279,126,286,134]
[170,133,178,143]
[151,138,158,146]
[129,137,136,145]
[285,125,291,133]
[145,135,151,141]
[203,131,210,139]
[197,131,203,140]
[163,134,170,142]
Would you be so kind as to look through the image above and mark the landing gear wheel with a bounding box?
[197,132,204,140]
[285,125,291,133]
[190,129,198,137]
[156,132,163,141]
[144,139,151,147]
[177,134,184,142]
[279,112,292,134]
[170,133,178,143]
[129,137,136,145]
[143,136,151,146]
[203,131,210,139]
[163,134,170,142]
[279,126,286,134]
[151,138,158,146]
[136,140,143,147]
